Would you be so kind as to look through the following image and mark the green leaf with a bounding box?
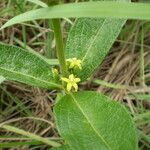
[1,1,150,30]
[65,0,129,80]
[0,43,61,89]
[65,1,127,80]
[0,76,5,84]
[26,0,48,7]
[54,91,138,150]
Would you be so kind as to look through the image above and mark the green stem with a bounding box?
[52,19,68,76]
[44,0,67,76]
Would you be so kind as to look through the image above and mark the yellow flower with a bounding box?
[67,58,82,70]
[52,68,58,75]
[51,68,60,82]
[61,74,81,92]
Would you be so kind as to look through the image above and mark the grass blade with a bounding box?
[0,141,44,148]
[0,125,61,147]
[1,2,150,30]
[26,0,48,7]
[0,76,5,84]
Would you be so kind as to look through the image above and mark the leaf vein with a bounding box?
[0,67,61,88]
[70,94,111,150]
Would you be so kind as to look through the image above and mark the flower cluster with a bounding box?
[62,58,82,92]
[51,67,59,82]
[67,58,82,70]
[52,58,82,92]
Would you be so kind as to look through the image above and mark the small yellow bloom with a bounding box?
[67,58,82,70]
[52,68,59,81]
[52,68,58,75]
[61,74,81,92]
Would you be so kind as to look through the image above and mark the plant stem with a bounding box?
[43,0,67,76]
[52,19,68,76]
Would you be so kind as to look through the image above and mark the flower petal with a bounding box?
[77,60,81,63]
[69,62,75,69]
[73,83,78,92]
[75,78,81,82]
[61,77,69,83]
[67,83,72,92]
[69,74,75,80]
[72,58,77,61]
[78,64,82,70]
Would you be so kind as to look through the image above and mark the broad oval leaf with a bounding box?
[65,0,129,80]
[0,43,61,89]
[54,91,138,150]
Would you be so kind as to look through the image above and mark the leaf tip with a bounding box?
[0,24,7,30]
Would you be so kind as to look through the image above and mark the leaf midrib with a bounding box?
[81,19,107,62]
[70,94,111,150]
[0,66,61,88]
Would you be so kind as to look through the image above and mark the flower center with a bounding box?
[70,78,75,83]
